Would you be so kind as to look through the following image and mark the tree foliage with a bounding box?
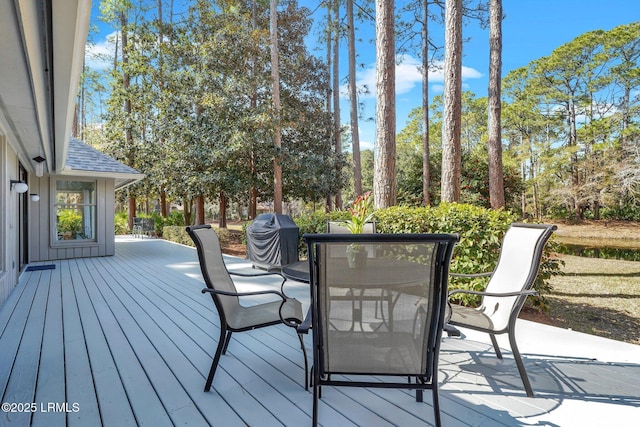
[503,22,640,220]
[84,3,639,223]
[96,0,341,224]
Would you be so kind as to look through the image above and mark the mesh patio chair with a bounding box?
[301,233,459,427]
[132,217,155,238]
[327,220,376,234]
[186,225,308,392]
[448,223,557,397]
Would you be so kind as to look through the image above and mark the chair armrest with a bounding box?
[229,270,288,291]
[280,301,309,330]
[450,272,492,278]
[448,288,538,298]
[229,270,284,279]
[296,307,313,334]
[202,288,286,301]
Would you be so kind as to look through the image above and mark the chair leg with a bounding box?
[312,382,320,426]
[205,326,229,392]
[221,331,233,354]
[432,384,442,427]
[297,333,309,390]
[509,329,534,397]
[490,333,503,359]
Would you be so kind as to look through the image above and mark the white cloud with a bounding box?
[85,31,118,71]
[343,54,483,100]
[431,83,444,94]
[359,139,374,151]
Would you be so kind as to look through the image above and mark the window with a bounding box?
[55,180,96,241]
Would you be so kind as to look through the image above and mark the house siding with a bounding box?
[0,137,20,306]
[29,175,116,262]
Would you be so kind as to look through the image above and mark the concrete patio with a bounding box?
[1,236,638,426]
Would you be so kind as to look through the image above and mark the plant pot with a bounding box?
[346,244,368,269]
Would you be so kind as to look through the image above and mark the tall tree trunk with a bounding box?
[81,61,86,139]
[374,0,396,209]
[567,99,580,216]
[219,192,227,228]
[128,196,136,231]
[249,183,257,219]
[183,197,192,226]
[73,101,79,139]
[195,195,205,225]
[488,0,505,209]
[249,0,258,219]
[347,0,362,197]
[521,162,527,217]
[421,0,431,206]
[121,10,137,227]
[160,190,167,218]
[441,0,462,202]
[621,86,630,153]
[157,0,168,220]
[333,0,342,208]
[325,4,333,212]
[270,0,283,214]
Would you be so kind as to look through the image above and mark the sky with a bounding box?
[87,0,640,151]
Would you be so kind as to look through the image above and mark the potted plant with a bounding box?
[344,192,375,268]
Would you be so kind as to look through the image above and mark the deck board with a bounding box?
[2,270,49,427]
[0,272,40,426]
[1,236,639,426]
[89,265,209,426]
[80,268,173,427]
[73,258,151,427]
[32,268,66,427]
[91,253,289,426]
[62,260,102,427]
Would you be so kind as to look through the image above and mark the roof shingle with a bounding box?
[66,138,140,175]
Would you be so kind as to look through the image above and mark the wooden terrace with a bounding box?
[1,236,639,426]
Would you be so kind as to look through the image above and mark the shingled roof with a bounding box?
[62,138,144,189]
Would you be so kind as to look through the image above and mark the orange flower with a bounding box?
[345,191,374,234]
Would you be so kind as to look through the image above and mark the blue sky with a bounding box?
[88,0,639,151]
[321,0,640,150]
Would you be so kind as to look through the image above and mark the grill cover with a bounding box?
[246,214,299,269]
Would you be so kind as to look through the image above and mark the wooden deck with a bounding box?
[1,236,639,426]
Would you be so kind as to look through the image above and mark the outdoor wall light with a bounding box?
[10,180,28,193]
[30,193,40,202]
[33,156,46,177]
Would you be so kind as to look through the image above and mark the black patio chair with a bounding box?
[186,224,308,392]
[301,233,459,427]
[326,220,376,234]
[448,223,557,397]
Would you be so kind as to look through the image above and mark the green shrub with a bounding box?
[601,205,640,221]
[214,227,233,246]
[162,226,193,246]
[295,203,561,310]
[164,211,185,226]
[163,224,234,248]
[293,210,352,256]
[114,211,129,235]
[375,203,517,305]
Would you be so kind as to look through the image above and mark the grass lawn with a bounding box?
[545,254,640,345]
[527,220,640,345]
